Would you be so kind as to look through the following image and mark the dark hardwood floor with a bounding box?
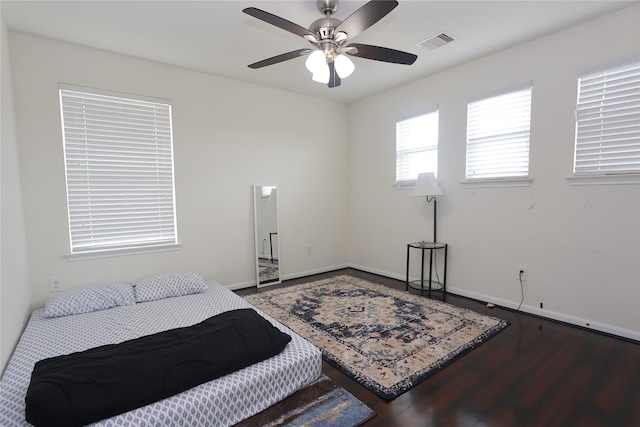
[235,268,640,427]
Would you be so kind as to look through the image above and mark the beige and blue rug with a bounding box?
[245,275,509,399]
[234,375,374,427]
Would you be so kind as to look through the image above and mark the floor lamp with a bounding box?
[411,172,443,242]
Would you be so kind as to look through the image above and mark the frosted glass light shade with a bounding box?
[335,54,355,78]
[305,50,327,74]
[312,64,330,83]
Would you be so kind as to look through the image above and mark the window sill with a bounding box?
[393,180,417,189]
[66,243,182,261]
[567,174,640,186]
[461,177,532,188]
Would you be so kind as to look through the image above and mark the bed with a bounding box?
[0,274,322,426]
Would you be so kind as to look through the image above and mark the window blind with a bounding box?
[574,59,640,175]
[395,109,439,184]
[261,186,276,198]
[59,85,178,254]
[466,85,532,179]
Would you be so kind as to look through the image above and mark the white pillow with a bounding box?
[43,283,136,318]
[134,272,206,303]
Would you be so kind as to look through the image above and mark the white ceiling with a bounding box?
[2,0,636,104]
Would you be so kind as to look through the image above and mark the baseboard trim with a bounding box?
[449,287,640,342]
[225,280,255,291]
[224,264,350,291]
[349,264,406,282]
[281,264,350,281]
[346,264,640,342]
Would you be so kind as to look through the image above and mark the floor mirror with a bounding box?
[253,184,281,287]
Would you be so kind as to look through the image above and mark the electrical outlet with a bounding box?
[306,245,312,255]
[49,277,62,292]
[517,266,528,281]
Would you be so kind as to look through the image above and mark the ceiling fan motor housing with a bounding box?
[309,17,342,41]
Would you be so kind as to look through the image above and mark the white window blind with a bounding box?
[466,85,532,179]
[59,84,178,254]
[574,59,640,175]
[396,109,439,184]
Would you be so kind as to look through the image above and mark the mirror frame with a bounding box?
[253,184,281,287]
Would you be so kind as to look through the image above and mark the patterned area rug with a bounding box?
[245,275,509,399]
[234,375,375,427]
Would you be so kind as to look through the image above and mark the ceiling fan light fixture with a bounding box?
[311,73,330,84]
[244,0,418,88]
[312,65,330,83]
[303,34,319,43]
[334,31,348,44]
[335,54,355,78]
[305,49,327,74]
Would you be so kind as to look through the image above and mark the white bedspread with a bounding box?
[0,281,322,426]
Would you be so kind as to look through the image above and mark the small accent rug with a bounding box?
[245,275,509,399]
[234,374,375,427]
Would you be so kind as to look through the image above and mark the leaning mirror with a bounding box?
[253,185,281,287]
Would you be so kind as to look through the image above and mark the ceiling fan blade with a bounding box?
[335,0,398,40]
[328,61,341,88]
[248,49,312,69]
[347,43,417,65]
[243,7,318,42]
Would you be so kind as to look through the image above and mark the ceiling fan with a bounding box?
[243,0,417,88]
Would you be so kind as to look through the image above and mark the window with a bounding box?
[574,59,640,176]
[59,84,178,257]
[395,108,439,185]
[466,84,532,180]
[261,186,276,198]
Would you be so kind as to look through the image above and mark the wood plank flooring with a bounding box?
[235,268,640,427]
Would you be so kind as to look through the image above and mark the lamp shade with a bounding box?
[411,172,443,197]
[312,64,330,83]
[305,50,326,74]
[334,54,355,78]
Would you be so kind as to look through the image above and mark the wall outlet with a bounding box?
[49,277,62,292]
[306,245,312,255]
[517,266,528,281]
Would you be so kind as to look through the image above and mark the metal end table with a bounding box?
[406,241,448,298]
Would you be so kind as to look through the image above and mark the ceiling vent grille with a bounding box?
[418,32,455,50]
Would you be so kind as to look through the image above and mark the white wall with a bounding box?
[8,32,349,310]
[0,19,32,373]
[348,5,640,340]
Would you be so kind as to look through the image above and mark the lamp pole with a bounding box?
[427,196,437,243]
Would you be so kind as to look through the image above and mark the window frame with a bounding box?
[59,84,181,260]
[568,57,640,185]
[463,83,533,188]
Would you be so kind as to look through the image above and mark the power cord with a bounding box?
[516,270,524,311]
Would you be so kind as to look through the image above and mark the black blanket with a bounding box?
[25,308,292,427]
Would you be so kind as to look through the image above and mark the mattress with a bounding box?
[0,281,322,426]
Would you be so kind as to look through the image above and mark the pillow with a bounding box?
[43,283,136,318]
[134,272,206,303]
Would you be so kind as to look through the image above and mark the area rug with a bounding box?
[234,374,375,427]
[245,275,509,399]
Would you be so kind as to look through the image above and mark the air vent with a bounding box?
[417,32,455,50]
